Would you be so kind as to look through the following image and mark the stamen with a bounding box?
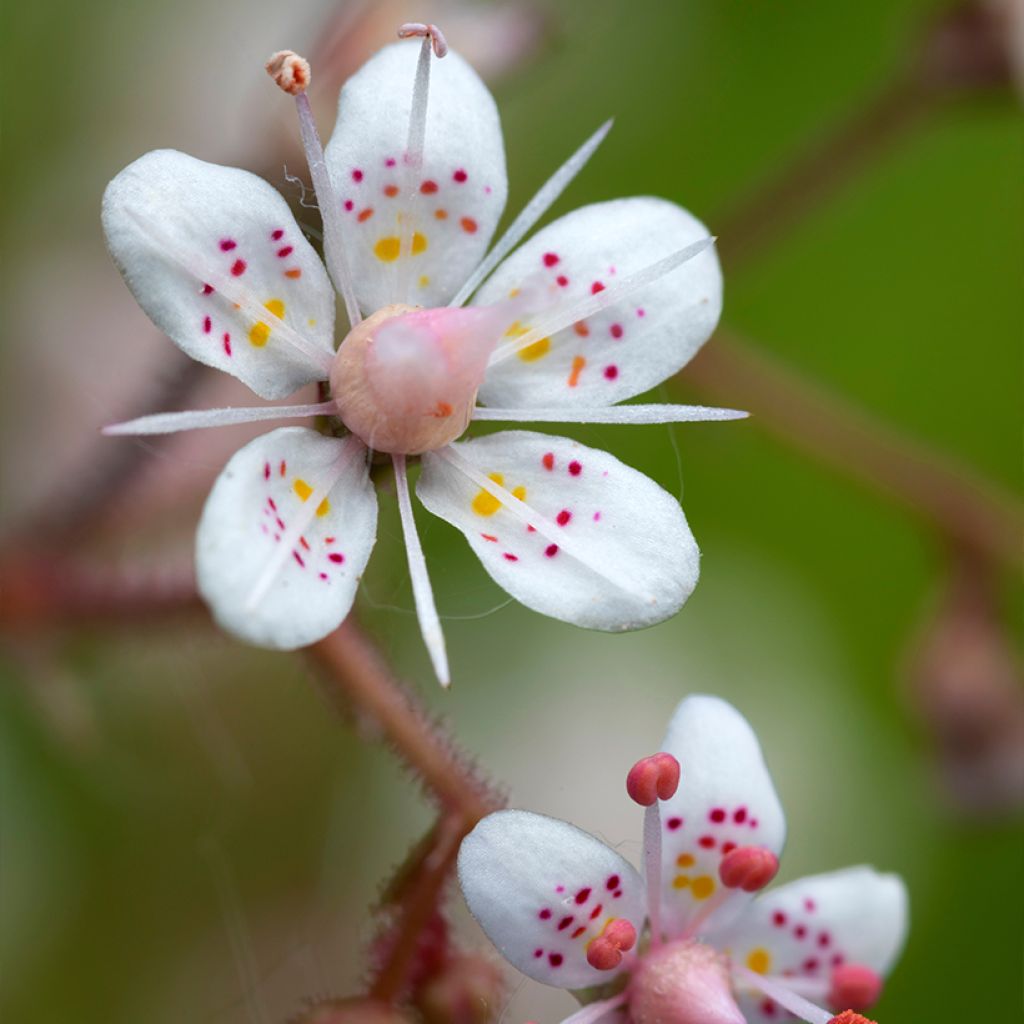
[450,120,614,308]
[718,845,779,892]
[102,400,337,436]
[488,236,716,366]
[245,435,363,611]
[626,753,679,948]
[394,24,447,304]
[122,206,333,376]
[433,446,649,600]
[828,965,882,1011]
[733,965,832,1024]
[393,453,450,687]
[266,50,362,328]
[626,752,681,806]
[472,404,748,424]
[585,917,637,970]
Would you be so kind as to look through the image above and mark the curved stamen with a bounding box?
[488,236,716,366]
[397,22,449,57]
[472,404,747,424]
[266,50,362,328]
[733,965,832,1024]
[450,120,614,308]
[103,400,338,436]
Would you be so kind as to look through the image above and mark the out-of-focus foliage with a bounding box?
[0,1,1020,1022]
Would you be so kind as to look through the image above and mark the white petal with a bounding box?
[102,150,336,399]
[417,431,699,631]
[458,810,645,989]
[655,696,787,938]
[325,42,507,313]
[713,867,909,1022]
[196,427,377,649]
[475,197,722,408]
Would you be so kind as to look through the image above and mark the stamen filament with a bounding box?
[433,446,648,600]
[293,91,362,328]
[245,436,363,611]
[472,404,747,424]
[733,966,832,1024]
[102,400,338,436]
[450,120,614,308]
[643,802,665,946]
[488,236,716,366]
[393,453,450,687]
[121,206,334,375]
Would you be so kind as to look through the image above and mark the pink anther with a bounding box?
[718,845,779,892]
[585,917,637,970]
[626,752,680,806]
[829,964,882,1011]
[265,50,310,95]
[397,22,449,57]
[828,1013,877,1024]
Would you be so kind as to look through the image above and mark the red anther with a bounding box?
[397,22,449,57]
[718,845,780,891]
[585,917,637,970]
[626,752,681,806]
[829,964,883,1011]
[828,1013,877,1024]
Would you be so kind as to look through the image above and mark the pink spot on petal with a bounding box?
[772,911,787,927]
[503,552,519,562]
[534,949,543,958]
[698,835,716,849]
[328,553,345,564]
[271,229,284,241]
[539,908,552,920]
[556,509,572,526]
[636,308,646,317]
[574,887,591,904]
[610,323,624,339]
[545,544,559,558]
[734,807,748,824]
[292,551,305,568]
[219,239,237,251]
[542,252,559,267]
[230,259,246,276]
[453,168,468,183]
[710,808,726,823]
[263,462,271,480]
[568,461,582,476]
[277,245,294,258]
[203,316,212,334]
[591,281,605,294]
[606,875,620,890]
[202,283,214,295]
[344,199,354,211]
[593,511,602,522]
[223,333,232,355]
[604,365,618,380]
[352,169,364,182]
[556,275,569,287]
[557,916,574,931]
[548,953,563,967]
[385,158,396,168]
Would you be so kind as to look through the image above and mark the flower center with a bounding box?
[330,303,503,454]
[628,940,745,1024]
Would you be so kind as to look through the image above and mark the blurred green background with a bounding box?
[1,0,1021,1021]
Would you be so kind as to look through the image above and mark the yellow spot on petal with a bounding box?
[512,485,527,501]
[504,320,528,338]
[508,288,521,299]
[691,876,715,900]
[293,478,312,501]
[418,275,430,288]
[264,298,285,318]
[676,853,695,868]
[316,497,330,517]
[518,337,551,362]
[308,319,317,327]
[374,236,401,262]
[746,948,771,975]
[412,231,428,254]
[472,472,505,516]
[249,322,270,347]
[672,875,691,889]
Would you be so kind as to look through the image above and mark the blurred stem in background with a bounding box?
[0,0,1021,1019]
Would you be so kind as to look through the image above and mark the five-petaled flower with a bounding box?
[458,696,908,1023]
[101,26,739,685]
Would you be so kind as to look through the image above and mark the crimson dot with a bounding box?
[542,452,555,471]
[344,199,354,211]
[534,949,543,958]
[698,835,716,849]
[772,911,787,927]
[574,887,591,904]
[610,323,623,338]
[556,274,569,287]
[667,817,683,830]
[352,169,364,182]
[556,509,572,526]
[591,281,605,294]
[328,553,345,564]
[604,365,618,380]
[548,953,563,967]
[230,259,246,276]
[543,252,560,267]
[539,908,552,920]
[545,544,559,558]
[557,916,574,931]
[503,552,519,562]
[271,229,284,241]
[420,180,439,194]
[606,874,620,890]
[219,239,236,251]
[568,461,582,476]
[734,807,748,823]
[722,842,736,855]
[453,168,468,182]
[710,808,726,823]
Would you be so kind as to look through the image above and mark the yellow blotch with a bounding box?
[374,236,401,262]
[512,485,527,501]
[418,275,431,288]
[472,473,505,516]
[672,875,691,890]
[518,337,551,362]
[294,477,331,516]
[412,232,428,254]
[691,876,715,901]
[676,853,695,868]
[248,300,286,348]
[307,319,317,327]
[504,320,529,338]
[746,948,771,975]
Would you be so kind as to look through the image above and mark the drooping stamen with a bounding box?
[585,917,637,970]
[718,845,779,892]
[449,120,614,308]
[557,991,629,1024]
[245,435,364,611]
[266,50,362,328]
[472,404,748,424]
[828,964,883,1011]
[393,453,450,687]
[733,965,832,1024]
[434,446,649,599]
[627,753,680,947]
[393,24,447,304]
[122,206,334,376]
[488,236,716,366]
[102,400,338,436]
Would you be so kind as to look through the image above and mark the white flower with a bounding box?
[458,696,908,1024]
[101,28,738,685]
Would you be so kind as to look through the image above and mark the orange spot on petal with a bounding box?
[384,184,399,197]
[284,268,302,279]
[358,208,374,222]
[574,321,590,337]
[434,208,448,220]
[460,216,478,234]
[568,355,586,387]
